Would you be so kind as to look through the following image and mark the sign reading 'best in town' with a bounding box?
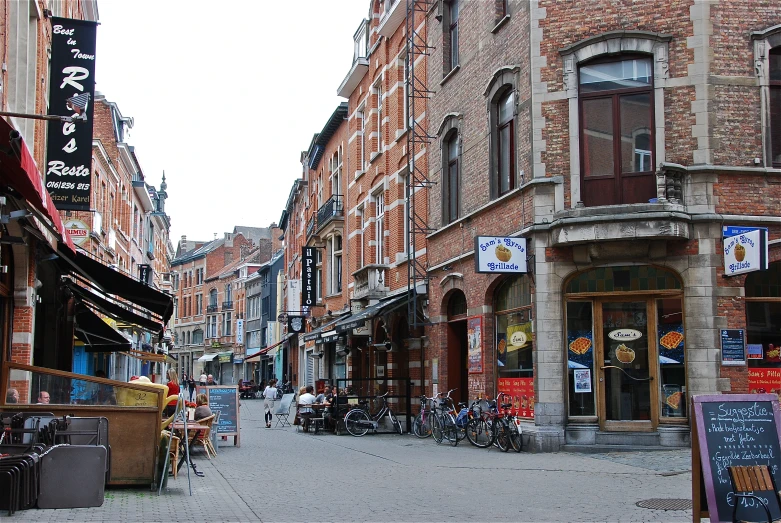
[474,236,528,274]
[723,227,768,276]
[45,17,98,211]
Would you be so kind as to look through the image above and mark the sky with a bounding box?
[94,1,370,245]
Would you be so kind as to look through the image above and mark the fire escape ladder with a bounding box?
[405,0,435,329]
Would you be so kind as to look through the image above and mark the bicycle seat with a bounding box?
[501,403,512,409]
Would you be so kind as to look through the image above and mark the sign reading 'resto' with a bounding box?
[474,236,528,274]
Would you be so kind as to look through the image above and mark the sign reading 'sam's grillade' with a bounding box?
[474,236,528,274]
[723,227,768,277]
[46,17,98,211]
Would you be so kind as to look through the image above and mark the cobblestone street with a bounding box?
[12,399,695,522]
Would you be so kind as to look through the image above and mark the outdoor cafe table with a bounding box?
[299,404,329,434]
[171,421,208,477]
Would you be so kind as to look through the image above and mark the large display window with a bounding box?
[746,262,781,395]
[495,275,534,418]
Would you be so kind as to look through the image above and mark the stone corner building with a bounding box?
[425,0,781,451]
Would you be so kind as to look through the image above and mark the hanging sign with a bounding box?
[723,228,768,276]
[302,247,317,306]
[63,218,89,246]
[236,319,244,344]
[288,316,305,334]
[45,17,98,211]
[474,236,528,274]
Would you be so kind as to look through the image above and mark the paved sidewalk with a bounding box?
[10,399,695,522]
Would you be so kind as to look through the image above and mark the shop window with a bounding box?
[495,276,534,416]
[657,298,686,418]
[567,301,595,417]
[746,263,781,394]
[771,48,781,167]
[566,265,681,294]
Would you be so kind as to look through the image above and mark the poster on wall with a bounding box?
[497,377,535,418]
[721,329,746,366]
[467,316,483,374]
[573,369,592,393]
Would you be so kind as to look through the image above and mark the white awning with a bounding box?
[198,353,218,362]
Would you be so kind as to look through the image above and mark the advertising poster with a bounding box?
[748,367,781,396]
[573,369,592,393]
[498,377,535,418]
[496,333,507,367]
[467,316,483,373]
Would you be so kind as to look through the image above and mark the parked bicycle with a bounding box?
[464,394,512,451]
[412,394,435,438]
[431,389,466,447]
[497,392,523,452]
[344,391,403,437]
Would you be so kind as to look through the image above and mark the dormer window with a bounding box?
[354,20,368,62]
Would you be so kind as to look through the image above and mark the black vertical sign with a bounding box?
[45,17,97,210]
[138,264,151,286]
[302,246,316,307]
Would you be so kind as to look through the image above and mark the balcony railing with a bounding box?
[207,304,218,313]
[352,264,390,300]
[317,194,344,232]
[222,301,234,310]
[306,212,317,240]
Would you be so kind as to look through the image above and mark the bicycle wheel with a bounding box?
[432,414,444,444]
[344,410,371,437]
[495,420,510,452]
[444,415,459,447]
[465,418,492,448]
[389,411,403,435]
[509,418,523,452]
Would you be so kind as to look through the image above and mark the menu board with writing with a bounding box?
[692,394,781,522]
[202,386,240,447]
[498,377,535,418]
[721,329,746,366]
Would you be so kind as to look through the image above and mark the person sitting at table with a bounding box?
[6,388,19,404]
[194,393,213,421]
[321,385,336,430]
[164,369,180,417]
[298,385,317,432]
[36,390,50,404]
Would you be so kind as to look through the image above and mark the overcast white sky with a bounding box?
[94,1,369,245]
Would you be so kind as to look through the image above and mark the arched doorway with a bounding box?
[446,290,468,406]
[564,265,685,431]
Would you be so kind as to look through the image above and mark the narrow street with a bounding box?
[14,399,694,522]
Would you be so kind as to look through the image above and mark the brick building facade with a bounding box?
[422,0,781,451]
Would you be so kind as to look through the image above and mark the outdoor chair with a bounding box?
[168,434,180,479]
[209,410,221,456]
[728,464,781,523]
[188,414,216,460]
[273,393,295,428]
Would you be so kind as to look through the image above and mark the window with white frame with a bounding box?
[354,19,368,61]
[358,107,366,171]
[196,294,202,315]
[225,283,232,304]
[357,206,365,268]
[316,249,323,302]
[207,315,217,338]
[224,312,232,336]
[402,172,410,255]
[375,78,383,154]
[374,191,385,264]
[328,235,343,295]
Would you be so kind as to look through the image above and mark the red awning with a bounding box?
[245,335,290,362]
[0,117,74,252]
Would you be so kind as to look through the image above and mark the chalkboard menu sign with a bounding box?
[692,394,781,522]
[201,386,240,447]
[721,329,746,365]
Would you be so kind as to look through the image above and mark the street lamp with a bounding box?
[0,93,91,123]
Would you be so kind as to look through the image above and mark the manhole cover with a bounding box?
[636,498,692,511]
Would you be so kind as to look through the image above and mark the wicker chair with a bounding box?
[168,434,180,478]
[189,414,216,459]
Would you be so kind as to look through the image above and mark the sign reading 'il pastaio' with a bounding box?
[46,17,97,211]
[474,236,528,274]
[302,247,317,307]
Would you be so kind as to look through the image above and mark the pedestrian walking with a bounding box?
[199,372,207,386]
[187,374,196,401]
[263,379,278,428]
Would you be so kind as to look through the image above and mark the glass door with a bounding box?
[598,300,657,431]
